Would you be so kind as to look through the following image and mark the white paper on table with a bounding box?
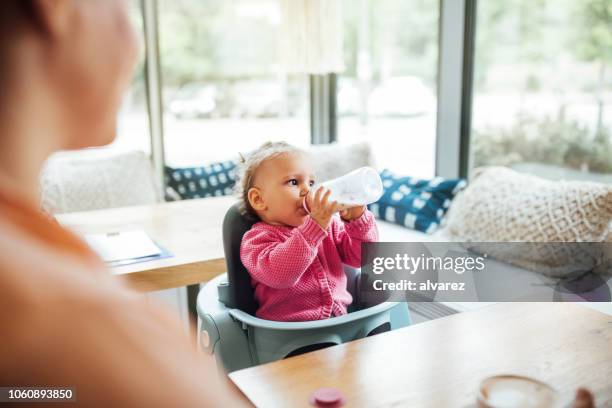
[84,231,162,263]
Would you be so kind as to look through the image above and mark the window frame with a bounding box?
[435,0,477,179]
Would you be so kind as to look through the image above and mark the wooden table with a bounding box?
[58,196,236,291]
[230,303,612,407]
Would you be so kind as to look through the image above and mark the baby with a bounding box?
[237,141,379,322]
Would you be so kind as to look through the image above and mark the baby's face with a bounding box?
[251,153,316,227]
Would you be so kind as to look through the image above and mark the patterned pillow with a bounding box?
[368,169,466,233]
[447,166,612,242]
[165,160,237,200]
[446,166,612,277]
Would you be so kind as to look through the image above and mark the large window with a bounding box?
[158,0,310,166]
[338,0,439,178]
[470,0,612,183]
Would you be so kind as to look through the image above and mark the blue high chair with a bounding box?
[196,203,412,372]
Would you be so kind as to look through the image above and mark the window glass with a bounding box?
[159,0,310,166]
[470,0,612,183]
[338,0,439,178]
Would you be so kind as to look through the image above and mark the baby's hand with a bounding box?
[340,206,366,222]
[307,187,339,230]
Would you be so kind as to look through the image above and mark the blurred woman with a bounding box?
[0,1,243,406]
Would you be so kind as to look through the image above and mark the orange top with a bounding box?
[0,189,100,262]
[0,189,244,407]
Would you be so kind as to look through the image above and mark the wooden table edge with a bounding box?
[228,303,612,407]
[115,257,227,292]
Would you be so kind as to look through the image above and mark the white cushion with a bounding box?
[447,166,612,242]
[446,166,612,277]
[40,149,159,214]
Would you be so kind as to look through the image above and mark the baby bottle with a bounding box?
[303,167,383,213]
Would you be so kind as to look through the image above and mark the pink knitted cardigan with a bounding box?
[240,210,378,322]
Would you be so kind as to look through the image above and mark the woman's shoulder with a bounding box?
[0,215,106,304]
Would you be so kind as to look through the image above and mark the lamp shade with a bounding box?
[279,0,345,74]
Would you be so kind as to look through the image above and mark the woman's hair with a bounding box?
[235,141,306,218]
[0,2,37,89]
[0,2,27,35]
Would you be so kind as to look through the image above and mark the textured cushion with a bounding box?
[307,142,377,182]
[368,169,466,234]
[446,166,612,277]
[165,160,237,200]
[40,149,159,214]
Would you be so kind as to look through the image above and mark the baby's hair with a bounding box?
[235,141,307,218]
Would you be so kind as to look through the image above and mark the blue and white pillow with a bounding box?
[165,160,237,200]
[368,169,466,233]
